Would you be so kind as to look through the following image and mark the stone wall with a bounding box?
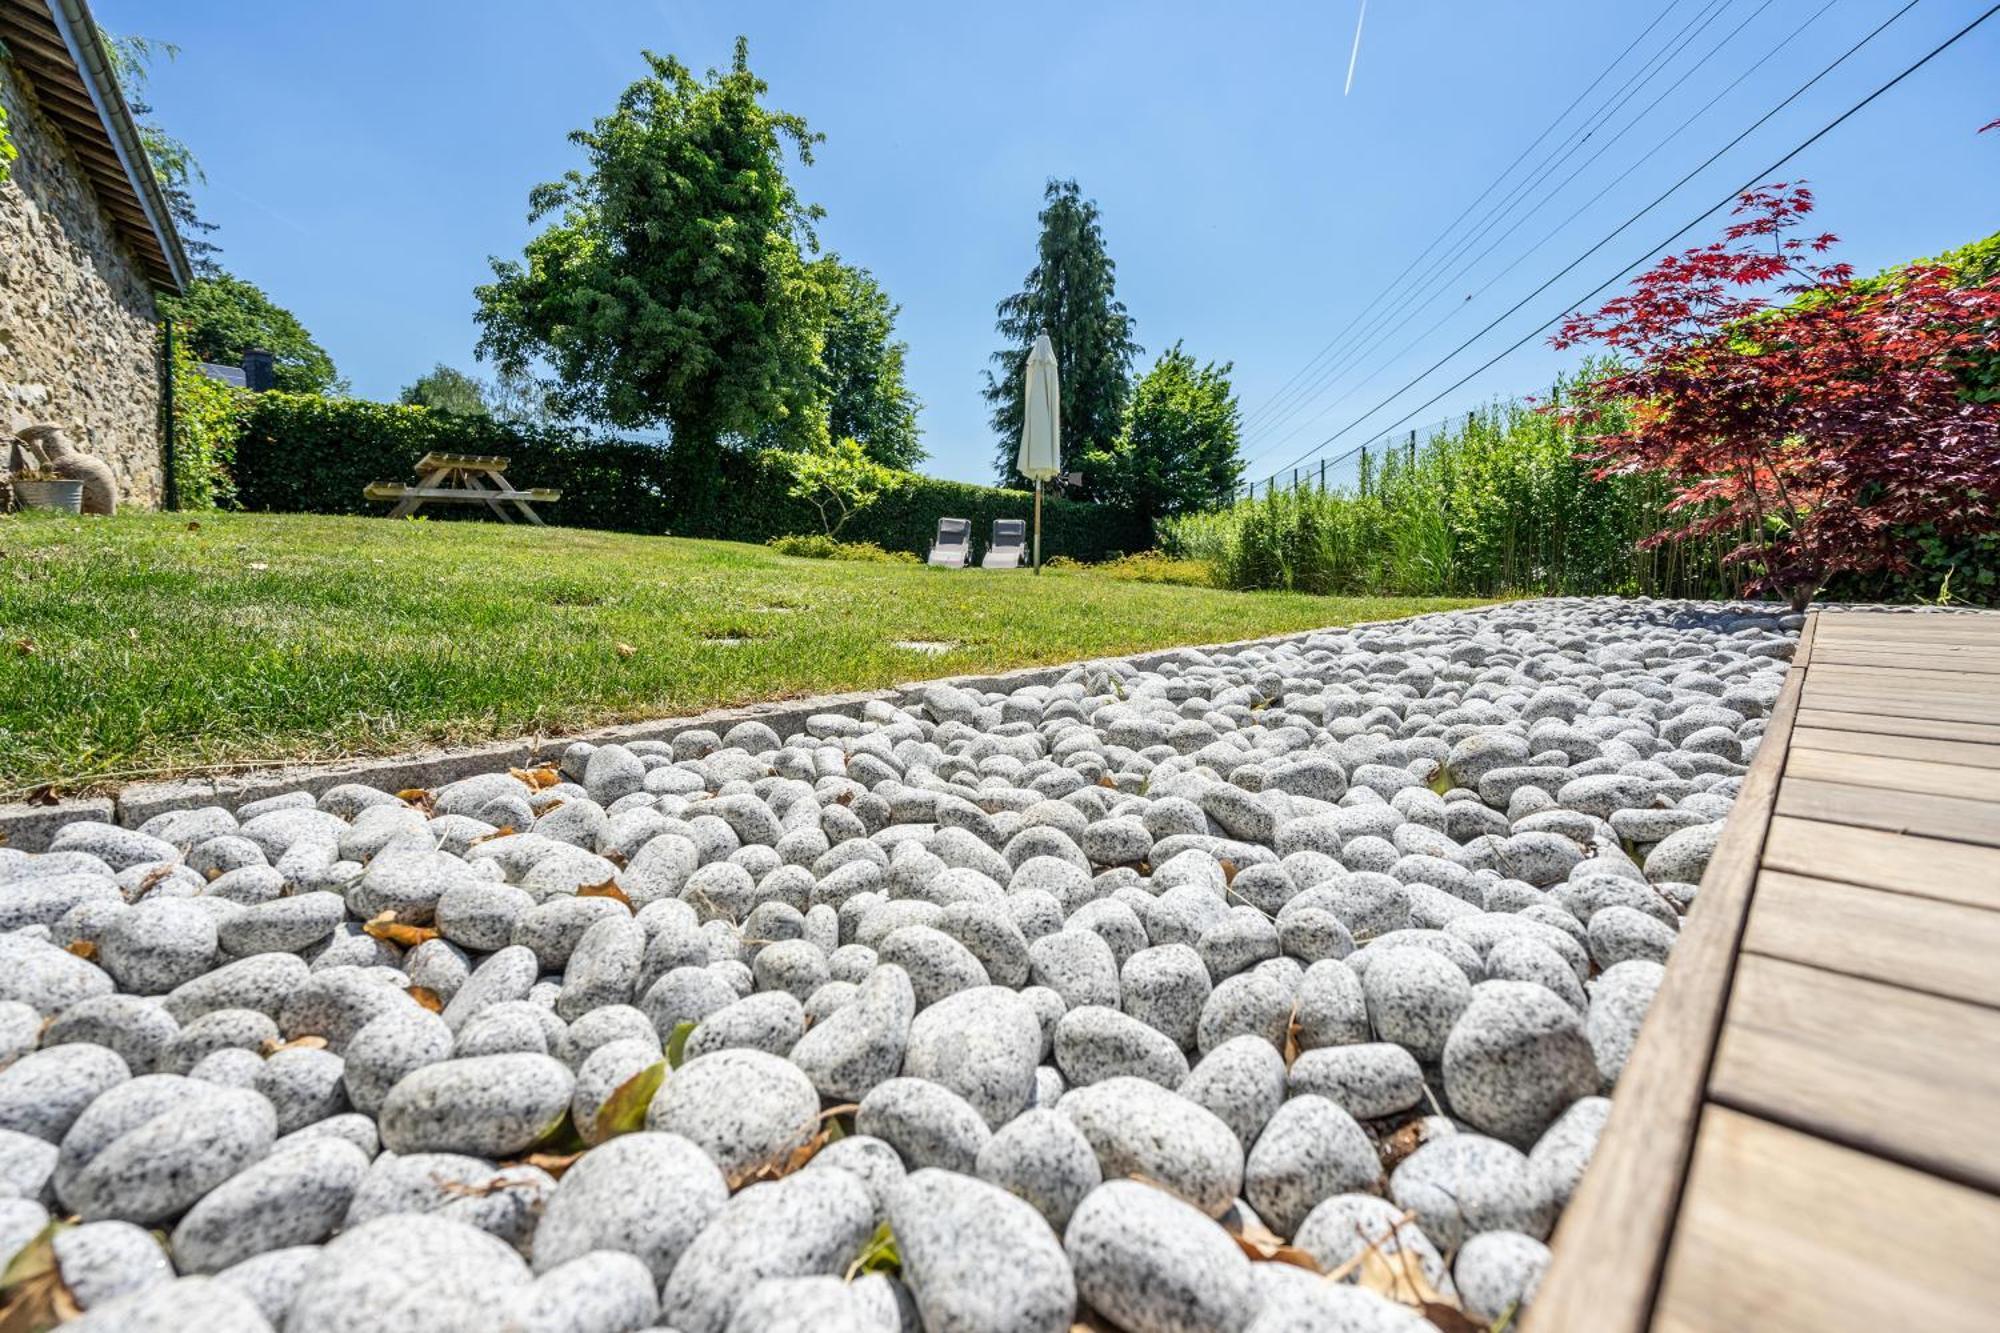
[0,56,163,509]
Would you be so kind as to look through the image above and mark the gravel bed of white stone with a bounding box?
[0,597,1800,1332]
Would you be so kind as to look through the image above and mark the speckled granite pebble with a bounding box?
[1244,1094,1382,1237]
[645,1047,819,1178]
[890,1168,1075,1332]
[1066,1180,1254,1333]
[1061,1076,1243,1218]
[170,1137,370,1272]
[659,1169,877,1333]
[532,1131,728,1282]
[377,1053,574,1156]
[0,1043,130,1143]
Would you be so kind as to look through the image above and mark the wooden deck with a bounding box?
[1529,607,2000,1333]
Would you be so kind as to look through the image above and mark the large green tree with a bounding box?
[985,179,1140,488]
[161,272,343,394]
[814,259,923,469]
[475,39,830,494]
[1082,342,1243,527]
[399,364,490,416]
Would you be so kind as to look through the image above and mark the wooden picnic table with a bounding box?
[364,453,560,525]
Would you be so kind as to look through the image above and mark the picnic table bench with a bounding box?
[364,453,560,525]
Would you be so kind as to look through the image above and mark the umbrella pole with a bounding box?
[1033,480,1042,574]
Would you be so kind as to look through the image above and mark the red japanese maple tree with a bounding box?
[1553,182,2000,609]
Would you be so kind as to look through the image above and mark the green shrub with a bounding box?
[1166,377,1740,599]
[166,341,246,511]
[767,534,916,563]
[228,394,1148,560]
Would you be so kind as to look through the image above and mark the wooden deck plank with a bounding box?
[1797,686,2000,726]
[1652,1107,2000,1333]
[1709,955,2000,1192]
[1816,612,2000,637]
[1773,776,2000,847]
[1761,817,2000,910]
[1792,707,2000,745]
[1790,727,2000,770]
[1806,663,2000,696]
[1522,617,1816,1333]
[1810,646,2000,674]
[1783,749,2000,803]
[1742,870,2000,1007]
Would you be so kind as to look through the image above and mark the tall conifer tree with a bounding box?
[984,180,1140,488]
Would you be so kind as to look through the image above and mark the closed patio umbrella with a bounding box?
[1017,332,1061,572]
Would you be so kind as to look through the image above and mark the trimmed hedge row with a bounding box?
[229,395,1149,561]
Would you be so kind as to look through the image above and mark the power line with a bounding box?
[1241,0,1770,466]
[1241,0,1712,440]
[1241,0,1837,470]
[1262,0,1967,485]
[1234,0,1688,434]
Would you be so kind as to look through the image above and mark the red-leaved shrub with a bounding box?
[1554,183,2000,609]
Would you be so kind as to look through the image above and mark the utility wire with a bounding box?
[1242,0,1761,464]
[1235,0,1687,433]
[1241,0,1708,437]
[1262,0,1967,485]
[1242,0,1834,471]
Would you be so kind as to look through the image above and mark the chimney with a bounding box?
[242,349,275,393]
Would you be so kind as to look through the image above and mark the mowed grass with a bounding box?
[0,511,1489,794]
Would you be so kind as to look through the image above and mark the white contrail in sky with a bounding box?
[1344,0,1368,96]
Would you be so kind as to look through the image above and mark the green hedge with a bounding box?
[227,395,1149,561]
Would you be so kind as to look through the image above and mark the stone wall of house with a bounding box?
[0,56,164,509]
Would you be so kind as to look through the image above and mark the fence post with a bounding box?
[1359,447,1369,497]
[1407,429,1416,469]
[1319,459,1326,493]
[160,317,179,513]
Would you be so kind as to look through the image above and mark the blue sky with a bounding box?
[102,0,1998,487]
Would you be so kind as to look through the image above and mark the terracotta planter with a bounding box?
[12,479,85,513]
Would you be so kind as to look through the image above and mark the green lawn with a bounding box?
[0,512,1488,795]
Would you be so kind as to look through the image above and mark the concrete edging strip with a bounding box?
[0,619,1387,850]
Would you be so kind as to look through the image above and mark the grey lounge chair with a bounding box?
[982,519,1027,570]
[927,517,971,567]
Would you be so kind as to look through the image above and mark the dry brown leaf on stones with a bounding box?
[1377,1116,1448,1175]
[406,986,444,1013]
[260,1035,328,1056]
[432,1171,541,1199]
[129,863,177,903]
[0,1223,81,1330]
[62,940,97,962]
[1282,1000,1303,1070]
[512,1150,585,1179]
[1221,1213,1321,1271]
[726,1133,830,1190]
[1325,1213,1479,1330]
[397,788,435,815]
[725,1105,855,1190]
[363,912,440,947]
[468,825,517,847]
[24,786,61,808]
[509,766,562,790]
[577,879,632,910]
[1218,858,1239,887]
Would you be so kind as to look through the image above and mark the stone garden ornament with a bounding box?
[14,424,116,514]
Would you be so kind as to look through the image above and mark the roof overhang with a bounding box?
[0,0,192,293]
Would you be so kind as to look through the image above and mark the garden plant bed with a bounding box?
[0,597,1800,1330]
